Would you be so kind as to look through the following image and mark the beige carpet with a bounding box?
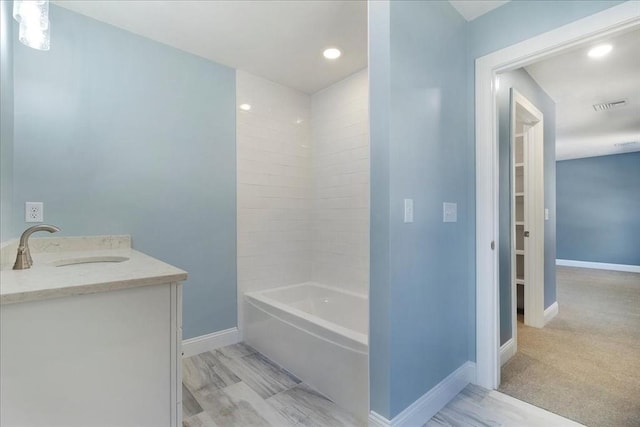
[499,266,640,427]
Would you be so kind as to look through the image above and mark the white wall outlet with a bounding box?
[443,202,457,222]
[545,208,550,221]
[404,199,414,223]
[25,202,44,223]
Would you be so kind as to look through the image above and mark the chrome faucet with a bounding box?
[13,224,61,270]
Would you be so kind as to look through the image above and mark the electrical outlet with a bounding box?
[25,202,44,223]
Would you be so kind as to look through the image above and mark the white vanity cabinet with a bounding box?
[0,237,186,427]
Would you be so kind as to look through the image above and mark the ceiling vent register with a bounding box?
[614,141,639,148]
[592,99,628,111]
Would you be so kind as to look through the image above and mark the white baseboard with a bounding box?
[500,338,516,366]
[556,259,640,273]
[368,361,475,427]
[368,411,389,427]
[182,327,240,358]
[544,302,559,325]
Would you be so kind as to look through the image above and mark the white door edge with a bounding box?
[511,90,545,329]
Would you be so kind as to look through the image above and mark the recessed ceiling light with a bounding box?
[239,104,251,111]
[323,48,341,60]
[587,44,612,59]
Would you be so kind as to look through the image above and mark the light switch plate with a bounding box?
[545,208,549,220]
[443,202,457,222]
[404,199,413,223]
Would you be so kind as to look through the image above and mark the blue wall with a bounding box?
[467,0,626,59]
[368,0,391,418]
[497,68,556,345]
[1,0,14,242]
[557,152,640,265]
[369,0,626,419]
[11,5,237,339]
[369,0,469,418]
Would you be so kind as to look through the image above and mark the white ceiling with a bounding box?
[53,0,368,94]
[525,28,640,160]
[52,1,511,94]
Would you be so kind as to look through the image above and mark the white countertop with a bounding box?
[0,235,187,305]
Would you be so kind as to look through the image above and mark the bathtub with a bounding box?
[244,282,368,422]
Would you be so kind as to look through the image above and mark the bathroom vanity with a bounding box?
[0,235,187,427]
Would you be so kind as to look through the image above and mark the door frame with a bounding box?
[475,2,640,389]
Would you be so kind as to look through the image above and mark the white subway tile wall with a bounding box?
[311,70,369,295]
[237,70,312,301]
[237,69,369,329]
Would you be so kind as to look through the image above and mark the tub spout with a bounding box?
[13,224,61,270]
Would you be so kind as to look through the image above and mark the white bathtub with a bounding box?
[244,282,368,423]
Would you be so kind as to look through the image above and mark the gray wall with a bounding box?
[11,5,237,340]
[1,0,14,242]
[369,0,469,418]
[497,68,556,346]
[557,152,640,266]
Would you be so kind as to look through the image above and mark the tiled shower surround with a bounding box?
[311,70,369,295]
[236,71,312,295]
[237,69,369,328]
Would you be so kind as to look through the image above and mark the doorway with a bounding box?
[495,23,640,426]
[475,1,640,390]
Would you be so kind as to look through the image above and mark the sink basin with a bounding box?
[52,256,130,267]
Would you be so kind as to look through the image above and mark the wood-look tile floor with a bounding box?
[184,343,584,426]
[182,343,362,426]
[425,384,585,427]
